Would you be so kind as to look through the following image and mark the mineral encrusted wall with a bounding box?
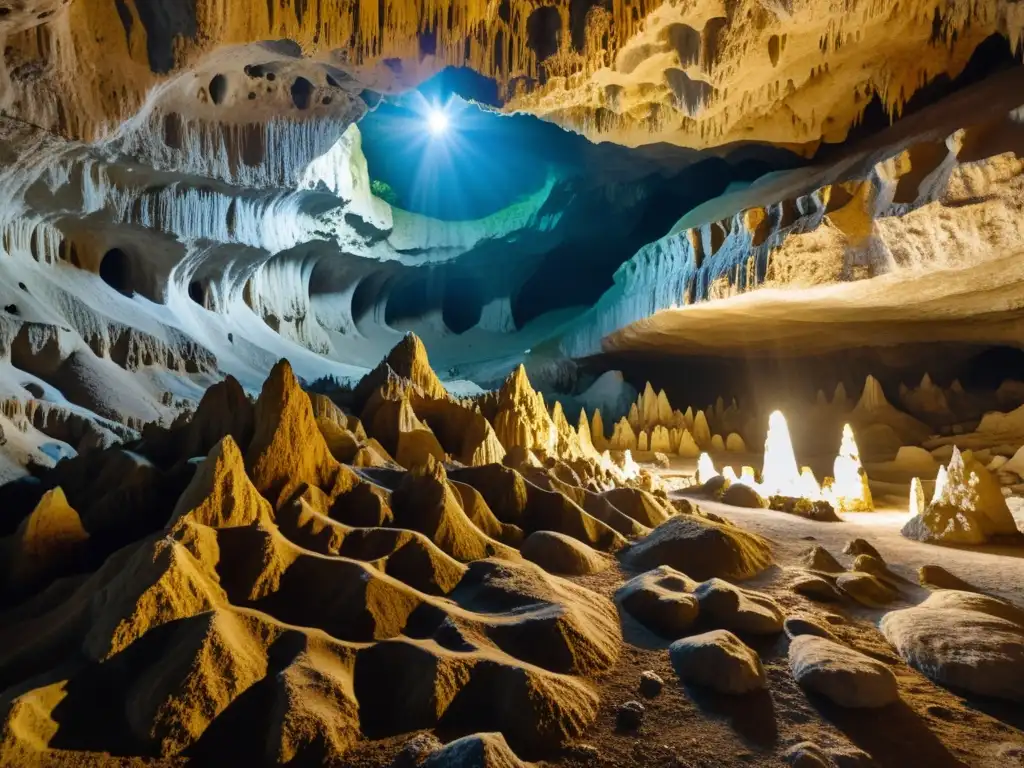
[2,0,1022,149]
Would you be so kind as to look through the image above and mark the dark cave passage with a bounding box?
[584,343,1024,420]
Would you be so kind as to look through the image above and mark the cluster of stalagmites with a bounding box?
[582,381,746,460]
[0,331,760,765]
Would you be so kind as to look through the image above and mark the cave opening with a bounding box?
[441,274,484,334]
[188,280,205,306]
[360,67,801,330]
[99,248,132,296]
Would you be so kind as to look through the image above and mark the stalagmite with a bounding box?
[638,431,650,452]
[628,403,641,433]
[684,407,695,430]
[650,426,673,454]
[592,409,607,451]
[760,411,802,497]
[711,434,725,452]
[697,453,719,484]
[909,477,925,519]
[903,447,1021,545]
[657,390,673,426]
[578,409,594,450]
[725,433,746,452]
[693,411,712,449]
[677,429,701,459]
[829,424,873,512]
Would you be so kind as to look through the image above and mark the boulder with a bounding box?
[784,616,838,642]
[420,732,529,768]
[624,515,772,581]
[842,538,881,559]
[836,572,897,608]
[693,578,784,634]
[789,635,899,708]
[791,573,843,602]
[670,629,767,694]
[880,590,1024,701]
[721,483,766,509]
[801,545,843,574]
[639,670,663,698]
[917,564,979,593]
[616,566,700,638]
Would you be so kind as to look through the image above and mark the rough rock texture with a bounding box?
[616,566,699,639]
[881,590,1024,702]
[789,636,900,708]
[692,578,784,635]
[902,448,1022,545]
[835,572,897,608]
[623,514,773,581]
[0,353,639,766]
[521,530,611,575]
[670,629,767,694]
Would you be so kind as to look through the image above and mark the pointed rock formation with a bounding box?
[246,359,359,509]
[590,409,606,451]
[656,390,673,426]
[610,418,638,452]
[169,436,273,529]
[677,429,701,458]
[2,487,88,593]
[902,448,1021,545]
[650,425,672,454]
[693,410,712,449]
[493,365,555,454]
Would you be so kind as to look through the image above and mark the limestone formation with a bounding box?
[624,515,773,582]
[692,578,784,635]
[670,630,767,694]
[616,566,700,639]
[881,590,1024,702]
[725,433,746,453]
[0,354,648,766]
[902,448,1022,545]
[835,572,897,608]
[521,530,611,576]
[789,636,899,708]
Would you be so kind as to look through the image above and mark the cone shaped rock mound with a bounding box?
[0,337,753,766]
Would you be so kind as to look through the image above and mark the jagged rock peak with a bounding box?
[857,375,887,410]
[383,333,447,399]
[354,333,448,407]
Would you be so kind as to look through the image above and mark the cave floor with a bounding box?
[338,461,1024,768]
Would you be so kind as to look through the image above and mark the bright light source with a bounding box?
[426,108,449,136]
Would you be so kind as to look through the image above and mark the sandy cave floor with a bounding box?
[335,459,1024,768]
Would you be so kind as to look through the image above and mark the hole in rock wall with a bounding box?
[384,277,432,330]
[188,280,205,307]
[209,74,228,105]
[99,248,132,296]
[290,76,313,109]
[526,7,562,64]
[441,275,484,334]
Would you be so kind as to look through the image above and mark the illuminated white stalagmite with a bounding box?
[909,476,925,518]
[759,411,803,497]
[697,453,719,484]
[932,465,949,504]
[799,467,823,500]
[829,424,873,512]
